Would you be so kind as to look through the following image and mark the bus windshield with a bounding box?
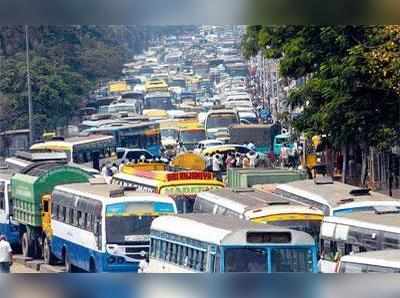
[145,97,172,109]
[224,247,267,272]
[180,130,206,143]
[207,113,238,129]
[105,201,175,244]
[270,248,314,272]
[265,219,321,242]
[161,129,179,139]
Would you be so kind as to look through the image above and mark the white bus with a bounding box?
[49,182,177,272]
[204,109,239,139]
[142,213,318,273]
[275,179,400,216]
[194,188,323,241]
[0,170,19,248]
[319,211,400,273]
[337,250,400,273]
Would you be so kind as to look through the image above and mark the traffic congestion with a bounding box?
[1,25,400,274]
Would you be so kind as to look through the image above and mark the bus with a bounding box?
[144,79,169,93]
[319,211,400,273]
[0,169,19,248]
[30,135,116,165]
[274,179,400,216]
[337,250,400,273]
[111,165,224,213]
[179,127,206,151]
[87,122,161,157]
[144,92,174,110]
[49,182,177,272]
[142,214,318,273]
[273,134,293,156]
[194,188,324,242]
[204,109,239,139]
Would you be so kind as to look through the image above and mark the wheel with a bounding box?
[21,232,34,258]
[64,250,74,273]
[43,237,57,265]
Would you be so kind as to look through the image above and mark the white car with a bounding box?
[193,139,224,154]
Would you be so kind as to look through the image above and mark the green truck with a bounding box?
[226,168,307,188]
[11,162,91,258]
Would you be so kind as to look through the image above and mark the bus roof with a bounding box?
[151,213,315,246]
[198,188,323,217]
[276,180,395,208]
[340,250,400,268]
[55,182,174,204]
[88,121,158,132]
[322,213,400,236]
[30,135,114,150]
[326,212,400,227]
[120,168,215,183]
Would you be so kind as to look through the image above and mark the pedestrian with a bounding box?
[247,151,258,168]
[118,160,126,172]
[235,152,242,168]
[280,144,289,168]
[225,153,236,169]
[204,153,212,171]
[110,163,119,175]
[212,153,223,180]
[242,154,251,168]
[0,235,13,273]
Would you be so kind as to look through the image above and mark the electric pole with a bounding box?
[25,25,33,145]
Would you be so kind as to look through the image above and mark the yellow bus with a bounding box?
[30,135,115,164]
[144,79,169,93]
[179,127,206,151]
[108,81,130,94]
[142,109,169,120]
[194,188,324,242]
[111,163,224,213]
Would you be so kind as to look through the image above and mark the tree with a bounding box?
[242,25,400,185]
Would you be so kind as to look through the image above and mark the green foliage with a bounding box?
[0,25,194,136]
[242,25,400,151]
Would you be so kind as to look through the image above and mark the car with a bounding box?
[193,139,224,154]
[116,148,154,162]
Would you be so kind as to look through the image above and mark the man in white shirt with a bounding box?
[0,235,13,273]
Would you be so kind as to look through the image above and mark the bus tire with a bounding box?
[43,237,56,265]
[64,250,74,273]
[22,232,34,258]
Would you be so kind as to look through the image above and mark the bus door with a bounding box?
[41,194,53,237]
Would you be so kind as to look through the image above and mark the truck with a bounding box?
[11,162,91,260]
[229,123,281,154]
[226,168,307,188]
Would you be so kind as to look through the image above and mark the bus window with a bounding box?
[340,262,366,273]
[224,247,267,272]
[193,198,215,213]
[271,248,313,272]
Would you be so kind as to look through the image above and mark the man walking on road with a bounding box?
[0,235,13,273]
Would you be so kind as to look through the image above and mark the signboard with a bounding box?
[160,185,221,196]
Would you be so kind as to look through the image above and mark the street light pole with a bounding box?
[25,25,33,145]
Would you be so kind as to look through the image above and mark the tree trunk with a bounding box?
[341,144,348,184]
[361,144,368,187]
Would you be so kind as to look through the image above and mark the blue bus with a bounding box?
[0,171,20,248]
[142,214,318,273]
[86,122,162,157]
[49,182,177,272]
